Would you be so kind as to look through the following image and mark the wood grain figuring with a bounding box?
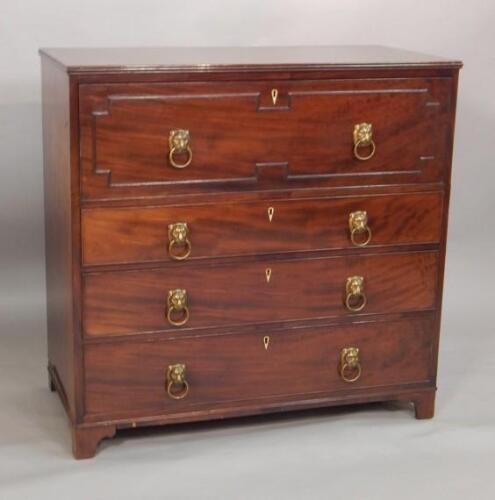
[84,317,433,417]
[82,192,442,266]
[40,46,461,458]
[83,252,438,337]
[79,78,451,199]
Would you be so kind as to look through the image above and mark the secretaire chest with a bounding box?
[40,46,461,458]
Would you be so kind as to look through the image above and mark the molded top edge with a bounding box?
[39,45,463,74]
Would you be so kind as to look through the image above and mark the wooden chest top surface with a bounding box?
[40,45,462,74]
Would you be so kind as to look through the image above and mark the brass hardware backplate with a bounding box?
[353,123,373,147]
[168,129,192,168]
[348,211,372,247]
[346,276,364,296]
[166,363,189,399]
[339,347,362,383]
[349,211,368,233]
[340,347,360,368]
[168,222,189,244]
[168,222,192,260]
[345,276,367,312]
[168,289,187,311]
[169,129,190,153]
[167,289,189,326]
[353,122,375,161]
[167,363,187,384]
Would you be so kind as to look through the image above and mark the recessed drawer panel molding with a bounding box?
[84,317,433,417]
[82,192,443,266]
[79,78,451,199]
[83,251,438,337]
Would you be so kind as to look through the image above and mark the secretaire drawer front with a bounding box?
[82,192,443,266]
[84,317,433,417]
[80,78,451,199]
[83,251,438,337]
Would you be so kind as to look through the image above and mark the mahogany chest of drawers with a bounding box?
[40,46,462,458]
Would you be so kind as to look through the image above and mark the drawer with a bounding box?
[84,317,433,417]
[80,78,451,199]
[83,251,438,337]
[82,192,443,266]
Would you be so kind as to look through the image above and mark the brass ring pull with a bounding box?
[167,379,189,399]
[169,145,192,169]
[166,364,189,400]
[353,139,376,161]
[351,226,372,246]
[339,347,361,383]
[353,123,376,161]
[345,276,367,312]
[349,211,372,247]
[340,363,362,383]
[166,289,189,327]
[168,222,192,260]
[345,292,367,312]
[169,129,192,169]
[167,306,189,326]
[168,239,192,260]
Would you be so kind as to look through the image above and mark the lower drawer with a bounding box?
[84,317,433,418]
[83,251,438,337]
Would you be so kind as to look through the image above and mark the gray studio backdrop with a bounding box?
[1,1,494,499]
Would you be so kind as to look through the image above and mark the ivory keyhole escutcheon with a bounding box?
[263,336,270,350]
[271,88,278,105]
[267,206,275,222]
[265,268,272,283]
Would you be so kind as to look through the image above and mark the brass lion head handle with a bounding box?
[353,123,376,161]
[169,129,193,169]
[168,222,192,260]
[166,363,189,399]
[345,276,367,312]
[349,211,372,247]
[167,289,189,326]
[339,347,362,383]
